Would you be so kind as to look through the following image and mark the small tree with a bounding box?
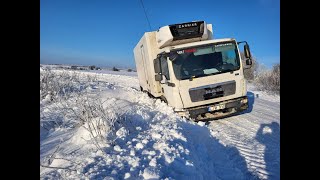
[254,63,280,94]
[89,65,96,70]
[127,69,132,72]
[112,67,119,71]
[270,63,280,93]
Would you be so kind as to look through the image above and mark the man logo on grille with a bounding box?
[205,86,223,94]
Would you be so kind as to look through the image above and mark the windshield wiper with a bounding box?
[206,69,233,76]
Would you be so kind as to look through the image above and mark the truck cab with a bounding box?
[133,20,252,120]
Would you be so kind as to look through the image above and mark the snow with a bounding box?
[40,68,280,180]
[142,167,160,179]
[135,143,144,150]
[124,172,131,179]
[82,69,138,77]
[247,83,280,103]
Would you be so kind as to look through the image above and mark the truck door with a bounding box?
[159,55,175,104]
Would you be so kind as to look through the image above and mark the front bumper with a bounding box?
[178,96,248,120]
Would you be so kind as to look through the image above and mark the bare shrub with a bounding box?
[40,69,130,176]
[47,94,126,150]
[40,69,96,102]
[86,73,98,83]
[112,67,119,71]
[41,72,122,138]
[254,63,280,94]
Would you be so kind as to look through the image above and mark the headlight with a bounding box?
[241,98,248,104]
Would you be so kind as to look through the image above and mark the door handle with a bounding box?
[166,82,175,87]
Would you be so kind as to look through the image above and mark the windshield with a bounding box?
[171,42,240,80]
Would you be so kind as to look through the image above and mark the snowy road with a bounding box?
[40,69,280,180]
[208,93,280,179]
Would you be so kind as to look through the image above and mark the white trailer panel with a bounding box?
[133,32,162,97]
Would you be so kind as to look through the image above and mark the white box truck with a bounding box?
[133,20,253,120]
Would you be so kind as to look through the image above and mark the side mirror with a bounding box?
[246,59,252,65]
[155,74,163,81]
[244,44,252,59]
[237,41,253,68]
[154,58,161,73]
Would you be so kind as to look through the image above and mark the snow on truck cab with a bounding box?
[133,20,253,120]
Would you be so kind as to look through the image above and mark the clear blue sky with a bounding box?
[40,0,279,69]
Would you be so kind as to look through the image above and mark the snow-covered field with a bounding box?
[40,68,280,180]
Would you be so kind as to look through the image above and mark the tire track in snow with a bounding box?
[211,123,267,179]
[209,95,280,180]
